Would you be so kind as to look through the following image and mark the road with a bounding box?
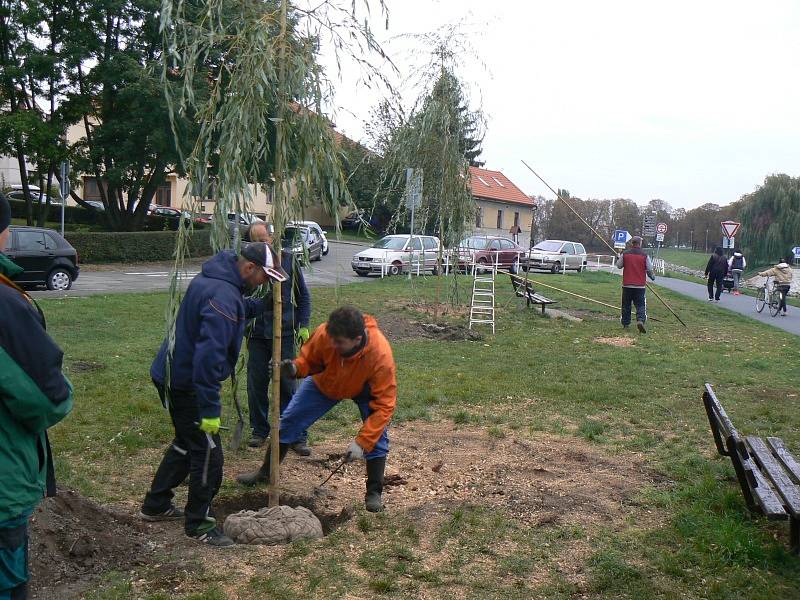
[30,240,370,298]
[652,276,800,336]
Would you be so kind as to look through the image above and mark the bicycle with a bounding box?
[755,277,783,317]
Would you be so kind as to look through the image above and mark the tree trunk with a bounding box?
[267,0,289,509]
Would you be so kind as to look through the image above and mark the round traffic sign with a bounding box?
[656,222,668,234]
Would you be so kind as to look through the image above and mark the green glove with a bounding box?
[199,417,221,435]
[297,327,310,345]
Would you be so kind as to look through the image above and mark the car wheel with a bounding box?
[388,262,402,276]
[432,264,440,276]
[576,265,584,273]
[550,262,561,274]
[47,268,73,291]
[323,246,329,256]
[511,258,520,274]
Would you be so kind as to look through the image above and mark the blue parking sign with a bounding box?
[613,230,630,244]
[793,246,800,258]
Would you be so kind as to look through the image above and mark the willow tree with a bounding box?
[738,174,800,264]
[376,33,484,306]
[160,0,389,505]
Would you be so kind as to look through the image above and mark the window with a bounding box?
[492,177,505,188]
[373,237,407,250]
[496,209,503,230]
[489,240,501,251]
[16,231,46,251]
[500,239,515,250]
[576,243,586,254]
[477,176,491,187]
[45,233,59,250]
[475,207,483,228]
[408,237,423,251]
[564,243,576,255]
[154,183,172,207]
[422,237,438,251]
[514,212,520,227]
[83,177,104,202]
[533,241,564,252]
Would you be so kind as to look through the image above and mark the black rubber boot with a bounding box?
[235,443,289,486]
[365,457,386,513]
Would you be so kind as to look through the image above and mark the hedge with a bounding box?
[65,230,214,263]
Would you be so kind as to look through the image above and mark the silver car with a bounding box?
[352,234,441,276]
[521,239,588,273]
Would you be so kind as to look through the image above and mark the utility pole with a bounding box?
[705,228,709,253]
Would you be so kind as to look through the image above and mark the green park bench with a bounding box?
[702,383,800,554]
[509,274,557,315]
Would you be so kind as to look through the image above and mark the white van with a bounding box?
[351,234,441,277]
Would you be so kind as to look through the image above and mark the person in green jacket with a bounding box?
[0,192,73,598]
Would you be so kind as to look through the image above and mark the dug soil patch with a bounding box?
[376,312,482,342]
[594,336,636,347]
[29,489,157,599]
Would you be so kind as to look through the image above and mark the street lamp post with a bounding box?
[705,228,708,253]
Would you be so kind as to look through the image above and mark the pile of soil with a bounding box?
[29,489,156,599]
[376,313,482,342]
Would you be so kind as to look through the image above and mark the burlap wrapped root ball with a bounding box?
[223,505,324,545]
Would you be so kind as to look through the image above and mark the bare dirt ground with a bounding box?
[593,336,636,347]
[30,422,660,598]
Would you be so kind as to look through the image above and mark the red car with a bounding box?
[456,235,525,272]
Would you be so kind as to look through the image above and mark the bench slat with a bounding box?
[704,384,744,453]
[746,436,800,516]
[744,454,789,519]
[767,437,800,485]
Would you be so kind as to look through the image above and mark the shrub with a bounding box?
[65,230,214,263]
[8,198,100,226]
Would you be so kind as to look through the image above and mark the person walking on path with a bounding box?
[245,222,312,454]
[728,252,747,295]
[236,306,397,513]
[705,247,728,302]
[0,193,73,598]
[141,243,287,547]
[758,257,794,316]
[615,236,656,334]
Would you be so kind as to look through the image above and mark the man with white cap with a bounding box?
[142,242,287,547]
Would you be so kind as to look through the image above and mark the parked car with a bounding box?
[82,200,105,211]
[149,206,182,218]
[456,235,525,273]
[6,186,64,206]
[2,226,79,290]
[282,226,323,262]
[351,234,441,277]
[340,209,365,230]
[521,239,588,273]
[289,220,329,255]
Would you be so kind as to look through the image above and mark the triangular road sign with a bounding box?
[721,221,741,239]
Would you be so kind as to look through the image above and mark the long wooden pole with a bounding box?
[502,270,665,323]
[267,0,289,509]
[519,160,686,327]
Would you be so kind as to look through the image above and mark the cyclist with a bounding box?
[758,257,794,316]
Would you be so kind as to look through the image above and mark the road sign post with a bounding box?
[405,168,423,279]
[720,221,741,239]
[613,229,631,250]
[642,214,656,237]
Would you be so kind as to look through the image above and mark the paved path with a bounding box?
[31,240,370,298]
[653,276,800,336]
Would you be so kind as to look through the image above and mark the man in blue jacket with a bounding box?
[0,192,73,597]
[245,222,312,452]
[141,242,287,547]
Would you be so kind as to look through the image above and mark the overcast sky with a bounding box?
[318,0,800,210]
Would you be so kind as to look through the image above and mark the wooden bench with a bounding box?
[702,383,800,553]
[509,275,557,315]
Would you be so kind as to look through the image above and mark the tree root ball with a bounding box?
[223,505,324,545]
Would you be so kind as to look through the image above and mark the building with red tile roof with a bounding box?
[469,166,535,241]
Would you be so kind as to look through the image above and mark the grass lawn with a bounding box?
[656,248,712,272]
[39,271,800,598]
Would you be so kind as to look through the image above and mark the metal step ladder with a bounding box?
[469,260,496,333]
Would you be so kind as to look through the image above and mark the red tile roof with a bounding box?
[469,166,533,207]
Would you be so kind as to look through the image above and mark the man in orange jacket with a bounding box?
[236,306,396,512]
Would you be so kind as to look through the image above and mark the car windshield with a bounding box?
[373,237,407,250]
[533,241,563,252]
[283,227,309,244]
[461,237,488,250]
